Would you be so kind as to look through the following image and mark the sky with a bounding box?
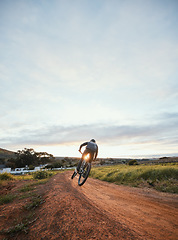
[0,0,178,158]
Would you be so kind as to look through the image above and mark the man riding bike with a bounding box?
[77,139,98,172]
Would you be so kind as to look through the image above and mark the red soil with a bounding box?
[0,171,178,240]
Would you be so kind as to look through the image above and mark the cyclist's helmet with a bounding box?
[90,139,96,143]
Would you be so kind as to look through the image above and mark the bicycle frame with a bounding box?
[71,150,92,186]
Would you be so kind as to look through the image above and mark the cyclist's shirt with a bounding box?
[86,141,97,152]
[79,141,98,160]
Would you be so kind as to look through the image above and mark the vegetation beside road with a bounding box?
[90,163,178,194]
[0,170,61,238]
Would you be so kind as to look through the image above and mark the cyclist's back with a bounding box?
[79,139,98,161]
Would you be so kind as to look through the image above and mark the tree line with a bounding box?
[6,148,54,169]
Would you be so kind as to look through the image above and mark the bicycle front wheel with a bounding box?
[78,162,91,186]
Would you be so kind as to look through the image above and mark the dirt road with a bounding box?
[25,171,177,240]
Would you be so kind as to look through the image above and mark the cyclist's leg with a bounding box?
[77,149,88,172]
[76,159,82,172]
[89,150,94,163]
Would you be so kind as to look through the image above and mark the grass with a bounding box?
[0,171,54,206]
[0,179,7,187]
[0,172,14,180]
[0,194,16,205]
[0,213,36,235]
[18,192,37,200]
[90,163,178,193]
[1,170,59,182]
[23,194,44,210]
[1,222,29,234]
[18,184,34,192]
[31,179,49,186]
[0,171,58,238]
[1,222,28,234]
[18,177,51,193]
[13,174,33,181]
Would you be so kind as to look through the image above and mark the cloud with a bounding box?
[161,112,178,120]
[1,113,178,149]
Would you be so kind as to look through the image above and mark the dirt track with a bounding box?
[1,171,178,240]
[27,171,178,240]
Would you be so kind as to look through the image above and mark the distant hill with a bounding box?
[0,148,16,159]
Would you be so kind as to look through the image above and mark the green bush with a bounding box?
[33,171,49,180]
[128,159,138,165]
[0,172,14,180]
[28,165,35,170]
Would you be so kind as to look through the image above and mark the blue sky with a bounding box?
[0,0,178,158]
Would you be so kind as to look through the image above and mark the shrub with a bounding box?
[128,159,138,165]
[28,165,35,170]
[33,171,49,180]
[0,172,14,180]
[45,164,53,169]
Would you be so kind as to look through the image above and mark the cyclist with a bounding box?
[77,139,98,172]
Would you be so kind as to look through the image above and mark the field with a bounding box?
[90,163,178,194]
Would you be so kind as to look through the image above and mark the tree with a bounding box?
[0,158,5,164]
[6,159,16,169]
[15,148,37,167]
[8,148,55,168]
[35,152,54,165]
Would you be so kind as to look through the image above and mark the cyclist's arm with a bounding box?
[79,142,88,151]
[94,146,98,160]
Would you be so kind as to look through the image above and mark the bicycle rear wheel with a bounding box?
[78,161,91,186]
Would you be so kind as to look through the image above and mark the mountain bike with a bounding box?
[71,150,91,186]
